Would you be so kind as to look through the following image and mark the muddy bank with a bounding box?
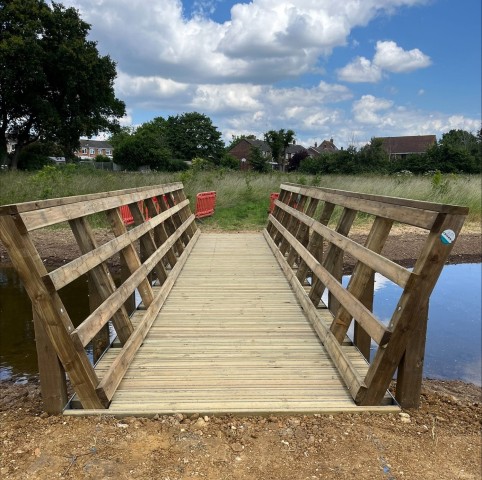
[0,227,480,272]
[0,378,480,480]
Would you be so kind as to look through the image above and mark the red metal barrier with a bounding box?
[195,191,216,219]
[120,197,161,226]
[269,192,280,214]
[120,204,134,225]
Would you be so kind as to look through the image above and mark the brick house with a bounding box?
[228,138,306,170]
[74,139,114,160]
[377,135,436,160]
[306,138,338,157]
[228,138,273,170]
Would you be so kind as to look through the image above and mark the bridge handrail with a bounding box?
[0,183,198,412]
[265,183,468,408]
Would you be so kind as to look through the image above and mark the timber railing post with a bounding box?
[32,308,68,413]
[394,300,429,408]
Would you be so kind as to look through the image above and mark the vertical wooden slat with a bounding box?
[129,202,168,285]
[120,254,136,315]
[330,217,393,342]
[286,197,318,267]
[358,213,466,406]
[157,194,184,257]
[88,275,110,363]
[165,191,190,247]
[149,197,178,269]
[32,308,68,413]
[395,300,429,408]
[296,202,335,283]
[172,189,197,237]
[353,272,374,361]
[69,217,134,345]
[272,190,292,245]
[106,208,154,309]
[267,189,288,238]
[279,194,308,256]
[309,207,357,307]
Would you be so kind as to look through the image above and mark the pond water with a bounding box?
[0,263,480,385]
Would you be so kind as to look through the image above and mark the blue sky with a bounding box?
[65,0,480,148]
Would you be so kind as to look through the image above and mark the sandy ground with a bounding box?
[0,226,480,479]
[0,379,480,480]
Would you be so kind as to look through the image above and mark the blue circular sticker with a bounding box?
[440,229,456,245]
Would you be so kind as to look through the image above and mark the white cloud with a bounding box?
[338,40,431,83]
[373,40,431,73]
[59,1,478,149]
[352,95,394,125]
[337,57,383,83]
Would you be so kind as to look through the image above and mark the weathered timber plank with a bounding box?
[46,200,189,290]
[281,183,468,220]
[74,215,194,347]
[0,183,183,216]
[263,229,367,400]
[17,183,184,231]
[97,229,200,401]
[268,216,390,346]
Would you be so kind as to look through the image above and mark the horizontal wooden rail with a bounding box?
[269,214,390,346]
[74,214,195,347]
[281,183,440,230]
[44,199,189,291]
[0,182,198,413]
[17,183,183,231]
[265,183,468,408]
[274,200,413,288]
[282,183,469,216]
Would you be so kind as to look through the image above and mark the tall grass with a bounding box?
[0,166,480,229]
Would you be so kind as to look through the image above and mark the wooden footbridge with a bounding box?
[0,182,467,415]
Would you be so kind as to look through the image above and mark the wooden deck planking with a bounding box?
[69,233,398,415]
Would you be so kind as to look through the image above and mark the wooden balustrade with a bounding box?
[0,183,198,413]
[265,183,468,408]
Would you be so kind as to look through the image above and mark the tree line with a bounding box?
[299,130,481,175]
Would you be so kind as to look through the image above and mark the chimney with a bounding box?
[330,138,334,144]
[293,140,296,145]
[314,142,318,148]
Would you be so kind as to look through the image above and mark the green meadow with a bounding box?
[0,167,480,229]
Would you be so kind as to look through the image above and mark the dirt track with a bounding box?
[0,227,480,479]
[0,379,481,480]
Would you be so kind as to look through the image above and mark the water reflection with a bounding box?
[0,263,480,385]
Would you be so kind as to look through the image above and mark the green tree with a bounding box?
[0,0,125,169]
[112,117,173,171]
[166,112,225,163]
[264,129,295,171]
[249,146,269,172]
[357,138,390,173]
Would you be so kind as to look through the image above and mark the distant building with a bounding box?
[228,138,307,170]
[228,138,273,170]
[74,139,113,160]
[307,138,338,157]
[377,135,436,160]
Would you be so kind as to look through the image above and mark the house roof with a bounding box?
[377,135,436,155]
[307,139,337,156]
[79,139,113,149]
[245,139,272,153]
[286,144,306,154]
